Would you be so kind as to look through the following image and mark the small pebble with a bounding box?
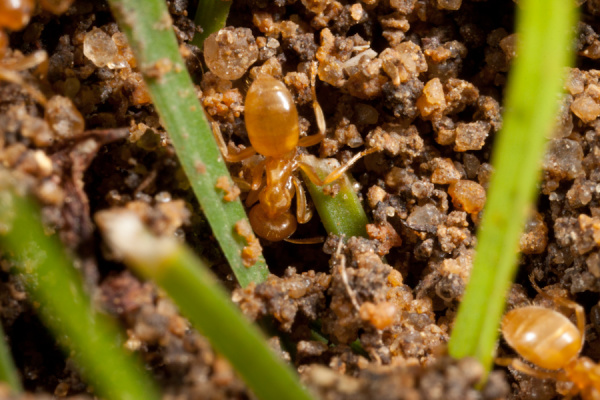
[204,27,259,80]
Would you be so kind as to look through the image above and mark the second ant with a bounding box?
[498,275,600,399]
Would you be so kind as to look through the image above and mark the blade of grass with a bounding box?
[95,209,315,400]
[301,155,369,238]
[107,0,268,287]
[191,0,231,49]
[0,182,160,400]
[0,324,21,393]
[447,0,577,374]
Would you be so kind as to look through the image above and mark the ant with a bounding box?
[497,274,600,399]
[213,65,375,241]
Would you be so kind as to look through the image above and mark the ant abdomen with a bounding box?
[248,204,297,242]
[502,306,582,370]
[245,74,299,158]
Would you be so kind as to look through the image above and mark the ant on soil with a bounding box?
[498,274,600,399]
[213,64,376,242]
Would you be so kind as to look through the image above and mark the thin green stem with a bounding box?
[448,0,577,375]
[191,0,232,49]
[0,323,21,393]
[96,209,315,400]
[107,0,268,287]
[0,183,160,400]
[301,155,369,238]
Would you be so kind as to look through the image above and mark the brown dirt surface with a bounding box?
[1,0,600,399]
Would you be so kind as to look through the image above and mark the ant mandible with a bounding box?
[213,64,375,241]
[497,275,600,399]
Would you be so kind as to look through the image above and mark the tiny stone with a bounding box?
[570,94,600,123]
[367,185,387,209]
[448,180,486,214]
[204,27,259,80]
[543,139,584,181]
[385,166,415,190]
[454,121,490,152]
[436,0,461,10]
[499,34,517,60]
[477,162,493,188]
[296,340,328,358]
[566,69,586,95]
[567,179,594,208]
[431,157,461,184]
[354,103,379,125]
[83,27,125,69]
[411,180,434,199]
[462,153,480,179]
[390,0,416,14]
[45,95,85,139]
[406,204,443,233]
[359,301,396,330]
[520,211,548,254]
[587,252,600,278]
[416,78,446,118]
[301,0,331,14]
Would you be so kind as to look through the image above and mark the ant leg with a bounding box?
[244,160,265,207]
[496,358,564,380]
[529,274,586,339]
[297,61,326,148]
[245,187,261,208]
[299,148,377,186]
[231,177,251,192]
[292,176,312,224]
[250,159,265,191]
[211,121,256,162]
[297,130,324,148]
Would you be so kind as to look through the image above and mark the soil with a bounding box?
[1,0,600,399]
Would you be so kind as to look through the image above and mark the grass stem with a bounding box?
[96,209,316,400]
[0,181,161,400]
[0,324,21,393]
[447,0,577,375]
[191,0,232,49]
[301,155,369,238]
[108,0,268,287]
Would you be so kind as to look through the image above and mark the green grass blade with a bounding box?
[0,185,160,400]
[96,209,315,400]
[301,155,369,238]
[0,324,21,393]
[107,0,268,287]
[191,0,231,49]
[448,0,577,374]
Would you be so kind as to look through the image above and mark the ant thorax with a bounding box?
[259,153,296,219]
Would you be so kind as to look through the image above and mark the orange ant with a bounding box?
[498,275,600,399]
[213,65,375,241]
